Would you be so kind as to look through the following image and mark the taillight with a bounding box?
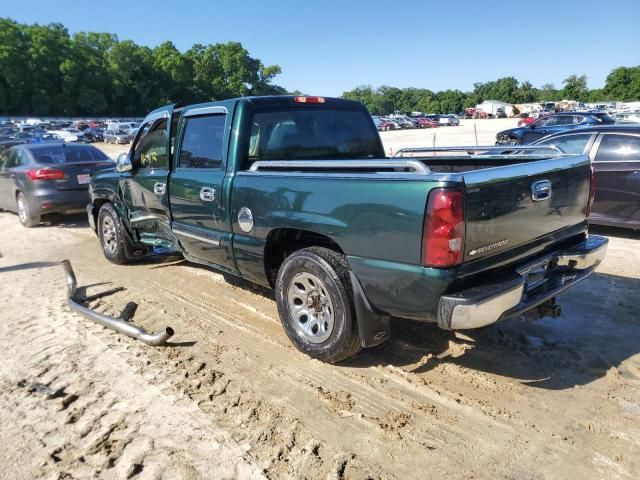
[26,169,65,181]
[293,96,325,104]
[422,188,465,268]
[586,164,596,217]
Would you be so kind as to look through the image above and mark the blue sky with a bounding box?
[4,0,639,96]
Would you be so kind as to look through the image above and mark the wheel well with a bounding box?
[264,228,345,287]
[92,199,108,223]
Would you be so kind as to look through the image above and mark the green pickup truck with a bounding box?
[87,96,608,362]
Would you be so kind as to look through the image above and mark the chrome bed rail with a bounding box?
[248,159,430,174]
[393,145,566,157]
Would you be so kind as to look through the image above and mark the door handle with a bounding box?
[200,187,215,202]
[153,182,166,195]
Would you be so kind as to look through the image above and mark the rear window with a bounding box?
[31,145,110,164]
[594,113,616,124]
[246,109,383,165]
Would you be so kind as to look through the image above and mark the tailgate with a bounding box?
[463,154,591,262]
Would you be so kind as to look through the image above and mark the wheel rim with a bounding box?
[100,215,118,255]
[17,196,27,223]
[286,272,335,344]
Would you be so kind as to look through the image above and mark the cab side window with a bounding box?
[132,119,168,169]
[179,114,226,169]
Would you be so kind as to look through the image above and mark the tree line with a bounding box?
[0,17,286,116]
[1,17,639,117]
[342,68,640,115]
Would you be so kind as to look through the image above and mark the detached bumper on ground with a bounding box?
[438,235,609,330]
[61,259,174,346]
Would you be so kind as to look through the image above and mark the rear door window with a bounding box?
[179,114,226,169]
[595,135,640,162]
[537,133,593,154]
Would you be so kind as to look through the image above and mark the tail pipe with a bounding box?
[61,260,174,346]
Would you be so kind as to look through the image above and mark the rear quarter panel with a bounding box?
[229,173,442,285]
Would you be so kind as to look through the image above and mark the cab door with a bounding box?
[590,133,640,226]
[121,106,175,247]
[169,105,236,271]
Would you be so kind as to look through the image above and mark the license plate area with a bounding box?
[524,265,550,294]
[77,174,91,184]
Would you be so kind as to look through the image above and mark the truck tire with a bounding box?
[16,192,40,228]
[97,203,130,265]
[275,247,362,363]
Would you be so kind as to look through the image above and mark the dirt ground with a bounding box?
[1,122,639,479]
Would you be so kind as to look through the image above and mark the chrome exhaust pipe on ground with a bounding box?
[61,260,174,346]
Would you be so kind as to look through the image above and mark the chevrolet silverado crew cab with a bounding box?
[87,96,608,363]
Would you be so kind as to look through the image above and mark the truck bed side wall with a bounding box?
[229,173,452,313]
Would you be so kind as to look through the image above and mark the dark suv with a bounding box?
[496,112,616,145]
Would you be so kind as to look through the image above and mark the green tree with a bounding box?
[562,74,588,101]
[603,66,640,101]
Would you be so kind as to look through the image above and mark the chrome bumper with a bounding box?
[437,235,608,330]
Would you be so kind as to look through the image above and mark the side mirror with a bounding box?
[116,153,132,173]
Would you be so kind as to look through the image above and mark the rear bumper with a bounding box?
[437,235,608,329]
[28,189,90,215]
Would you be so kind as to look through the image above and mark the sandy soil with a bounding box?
[1,122,639,479]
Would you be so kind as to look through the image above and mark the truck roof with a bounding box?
[151,96,366,117]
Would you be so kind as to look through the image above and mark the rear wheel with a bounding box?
[97,203,129,264]
[16,192,40,228]
[275,247,362,363]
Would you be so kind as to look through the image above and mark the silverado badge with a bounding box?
[468,239,509,256]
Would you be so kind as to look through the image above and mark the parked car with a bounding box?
[415,117,438,128]
[425,114,457,126]
[381,117,402,130]
[82,128,104,143]
[104,129,130,144]
[496,112,616,145]
[517,113,537,127]
[0,143,114,227]
[446,114,460,126]
[389,116,415,129]
[86,95,606,363]
[532,125,640,230]
[378,118,396,131]
[30,133,64,143]
[613,112,640,124]
[48,129,81,142]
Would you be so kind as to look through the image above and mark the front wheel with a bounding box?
[97,203,130,264]
[275,247,362,363]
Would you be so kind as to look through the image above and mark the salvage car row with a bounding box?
[373,114,459,130]
[0,119,141,146]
